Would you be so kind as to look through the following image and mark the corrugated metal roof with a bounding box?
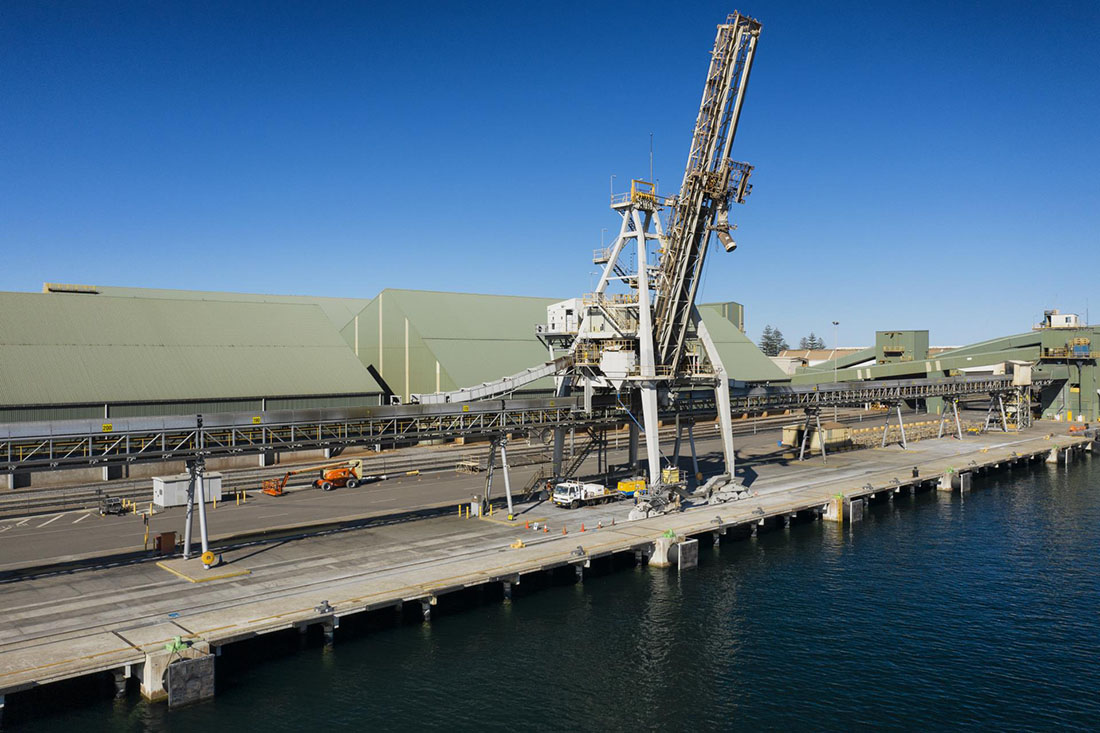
[372,289,559,392]
[698,305,787,382]
[0,292,380,407]
[71,284,371,332]
[380,289,558,341]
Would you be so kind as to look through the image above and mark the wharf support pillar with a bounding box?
[648,536,699,569]
[823,496,864,523]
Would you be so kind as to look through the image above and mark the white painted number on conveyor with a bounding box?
[37,514,63,528]
[72,513,91,524]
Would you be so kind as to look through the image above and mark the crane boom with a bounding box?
[653,12,760,372]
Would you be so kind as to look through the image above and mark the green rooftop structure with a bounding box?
[1,290,382,423]
[792,322,1099,422]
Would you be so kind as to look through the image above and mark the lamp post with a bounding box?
[610,174,616,200]
[832,321,839,421]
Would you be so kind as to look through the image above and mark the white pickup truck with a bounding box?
[551,480,623,509]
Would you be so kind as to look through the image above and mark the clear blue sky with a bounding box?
[2,1,1097,348]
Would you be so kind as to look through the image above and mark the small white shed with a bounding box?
[153,472,223,508]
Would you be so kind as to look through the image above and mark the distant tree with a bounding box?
[799,332,826,350]
[759,325,789,356]
[774,329,790,354]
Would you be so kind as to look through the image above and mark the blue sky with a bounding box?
[2,1,1097,348]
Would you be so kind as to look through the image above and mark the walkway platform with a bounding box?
[0,428,1092,699]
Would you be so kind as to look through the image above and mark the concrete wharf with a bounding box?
[0,425,1093,718]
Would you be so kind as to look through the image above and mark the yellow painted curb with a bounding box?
[156,561,252,584]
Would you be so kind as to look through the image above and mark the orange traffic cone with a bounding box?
[544,525,549,533]
[562,526,567,535]
[580,524,586,532]
[525,520,530,529]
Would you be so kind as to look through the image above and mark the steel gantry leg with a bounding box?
[182,457,213,564]
[633,208,664,486]
[800,409,817,461]
[551,376,572,479]
[880,404,908,449]
[694,309,736,478]
[687,424,700,481]
[816,410,827,464]
[938,398,964,440]
[629,423,640,470]
[484,439,497,505]
[897,404,908,449]
[182,462,196,560]
[500,438,514,519]
[672,414,682,467]
[194,458,212,564]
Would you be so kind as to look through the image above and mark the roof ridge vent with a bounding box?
[43,282,100,294]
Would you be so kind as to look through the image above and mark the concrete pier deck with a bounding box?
[0,426,1092,702]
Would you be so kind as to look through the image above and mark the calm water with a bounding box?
[13,454,1100,731]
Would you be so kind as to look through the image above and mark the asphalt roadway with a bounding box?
[0,416,894,572]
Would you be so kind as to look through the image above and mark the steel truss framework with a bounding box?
[0,375,1051,475]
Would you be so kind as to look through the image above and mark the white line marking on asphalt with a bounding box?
[72,513,91,524]
[37,514,64,528]
[16,518,31,526]
[0,525,10,533]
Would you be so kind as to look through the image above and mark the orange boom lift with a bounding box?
[261,459,383,497]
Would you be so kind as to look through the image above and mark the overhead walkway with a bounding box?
[0,374,1052,476]
[411,356,572,404]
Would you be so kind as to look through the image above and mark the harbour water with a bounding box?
[13,454,1100,731]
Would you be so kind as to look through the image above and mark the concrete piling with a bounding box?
[323,619,337,648]
[112,667,128,698]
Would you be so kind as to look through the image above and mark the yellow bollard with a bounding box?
[489,504,493,516]
[213,496,217,510]
[458,504,462,518]
[465,506,469,519]
[237,492,240,506]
